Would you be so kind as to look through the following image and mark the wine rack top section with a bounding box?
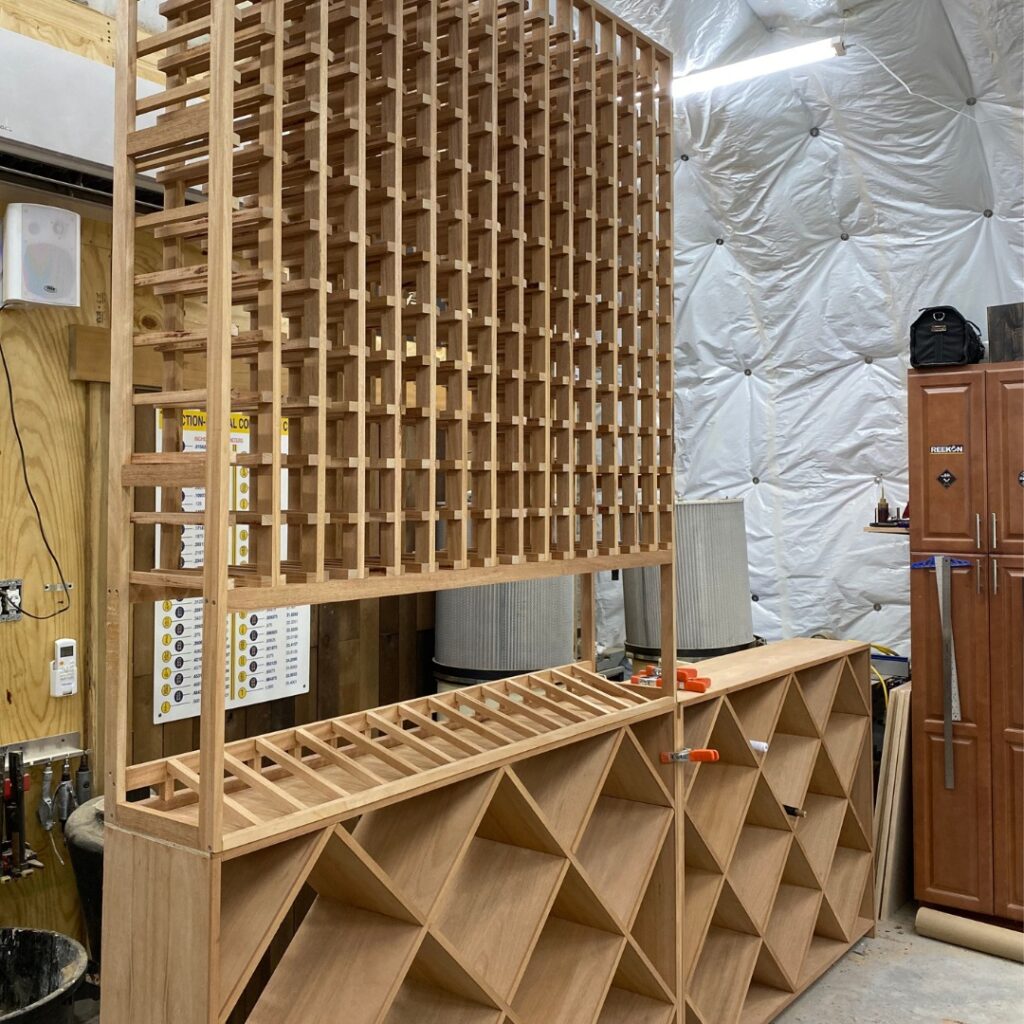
[119,661,671,854]
[679,639,870,703]
[114,0,675,609]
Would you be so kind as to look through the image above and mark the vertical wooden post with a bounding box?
[255,0,284,586]
[198,0,236,853]
[579,571,597,665]
[104,0,138,818]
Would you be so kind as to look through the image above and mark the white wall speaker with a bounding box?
[0,203,81,307]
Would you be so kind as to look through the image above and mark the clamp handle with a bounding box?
[2,776,30,799]
[659,748,720,764]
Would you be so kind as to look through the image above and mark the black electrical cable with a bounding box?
[0,302,71,620]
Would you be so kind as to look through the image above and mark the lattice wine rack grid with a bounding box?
[106,0,677,853]
[110,0,674,601]
[674,642,875,1024]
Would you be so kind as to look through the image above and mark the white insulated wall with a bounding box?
[598,0,1023,655]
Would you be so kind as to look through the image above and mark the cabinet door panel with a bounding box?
[908,370,987,554]
[986,366,1024,555]
[991,556,1024,921]
[911,553,993,914]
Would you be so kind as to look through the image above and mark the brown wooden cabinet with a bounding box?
[908,369,988,554]
[910,554,993,914]
[909,364,1023,555]
[986,368,1024,555]
[991,556,1024,921]
[909,363,1024,924]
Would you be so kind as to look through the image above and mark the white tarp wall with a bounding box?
[598,0,1023,655]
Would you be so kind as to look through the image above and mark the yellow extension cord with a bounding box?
[869,642,901,708]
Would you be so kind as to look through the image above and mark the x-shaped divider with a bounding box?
[216,719,678,1024]
[682,657,873,1024]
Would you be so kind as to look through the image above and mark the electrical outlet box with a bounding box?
[0,579,23,622]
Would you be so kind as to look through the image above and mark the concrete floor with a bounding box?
[73,905,1021,1023]
[777,905,1023,1024]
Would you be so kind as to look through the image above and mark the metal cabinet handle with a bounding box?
[976,513,982,549]
[992,512,998,550]
[993,559,999,596]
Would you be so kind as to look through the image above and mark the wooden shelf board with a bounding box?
[219,828,331,1015]
[726,677,787,748]
[689,927,761,1024]
[598,987,674,1024]
[384,978,502,1024]
[825,847,873,939]
[823,712,869,792]
[761,734,819,810]
[510,731,617,849]
[681,700,719,795]
[764,883,822,985]
[833,659,871,717]
[687,764,759,867]
[576,795,672,924]
[631,840,678,997]
[354,773,498,918]
[678,640,866,702]
[794,792,847,883]
[683,868,723,982]
[728,825,792,930]
[602,728,673,809]
[738,983,791,1024]
[511,916,624,1024]
[794,660,842,732]
[246,902,422,1024]
[434,837,566,999]
[798,919,872,989]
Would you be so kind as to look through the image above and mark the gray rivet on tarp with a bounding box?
[865,355,874,364]
[873,603,882,611]
[751,594,759,602]
[840,231,850,240]
[744,368,752,376]
[715,238,724,245]
[810,127,820,137]
[752,476,760,484]
[966,96,977,105]
[983,209,993,217]
[680,153,689,161]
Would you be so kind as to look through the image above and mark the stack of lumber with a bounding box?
[873,683,912,920]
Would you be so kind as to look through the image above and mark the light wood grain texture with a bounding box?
[0,0,163,82]
[99,826,218,1024]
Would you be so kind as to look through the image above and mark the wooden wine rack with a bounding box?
[101,639,871,1024]
[102,0,874,1020]
[106,0,676,855]
[673,639,875,1024]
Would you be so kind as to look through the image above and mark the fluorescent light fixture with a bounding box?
[673,38,845,98]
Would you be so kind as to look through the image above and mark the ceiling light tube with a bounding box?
[672,38,845,98]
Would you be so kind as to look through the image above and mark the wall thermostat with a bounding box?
[50,638,78,698]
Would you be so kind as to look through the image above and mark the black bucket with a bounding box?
[0,929,88,1024]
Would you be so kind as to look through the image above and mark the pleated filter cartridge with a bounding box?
[434,578,575,686]
[623,498,755,659]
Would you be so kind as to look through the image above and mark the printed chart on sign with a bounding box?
[152,410,310,724]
